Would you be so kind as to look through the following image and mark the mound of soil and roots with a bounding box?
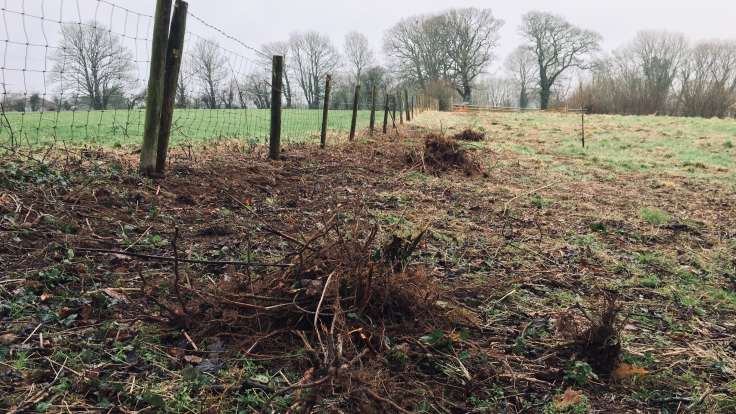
[407,134,484,176]
[556,292,623,376]
[453,129,486,142]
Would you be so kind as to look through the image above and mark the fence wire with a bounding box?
[0,0,422,151]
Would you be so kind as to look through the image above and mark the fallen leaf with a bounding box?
[40,292,52,302]
[554,388,584,410]
[80,304,93,320]
[250,374,270,384]
[111,253,132,261]
[0,333,18,345]
[184,355,203,364]
[445,307,482,328]
[102,288,130,303]
[613,363,649,380]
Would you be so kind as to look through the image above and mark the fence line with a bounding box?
[452,104,587,114]
[0,0,438,155]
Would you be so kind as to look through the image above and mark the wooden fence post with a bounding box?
[581,111,586,148]
[398,93,403,125]
[382,93,389,134]
[269,55,283,160]
[404,89,411,122]
[320,75,331,148]
[155,0,188,175]
[139,0,173,176]
[369,83,377,136]
[349,84,361,141]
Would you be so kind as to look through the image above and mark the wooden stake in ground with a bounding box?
[369,84,377,136]
[404,89,411,122]
[320,75,332,148]
[349,84,361,141]
[139,0,173,176]
[269,55,283,160]
[155,0,188,175]
[399,93,404,124]
[382,93,389,134]
[581,111,586,148]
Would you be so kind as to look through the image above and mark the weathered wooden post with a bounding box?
[155,0,188,174]
[320,75,331,148]
[404,89,411,122]
[398,93,403,125]
[382,93,389,134]
[369,84,377,136]
[139,0,173,176]
[269,55,283,160]
[581,111,586,148]
[349,85,361,141]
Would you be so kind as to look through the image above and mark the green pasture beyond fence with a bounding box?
[0,107,376,148]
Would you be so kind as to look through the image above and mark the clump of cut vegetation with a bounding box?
[453,128,486,142]
[407,134,485,176]
[556,292,623,376]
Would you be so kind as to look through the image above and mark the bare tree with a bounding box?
[191,39,228,109]
[221,79,238,109]
[29,94,41,112]
[261,41,294,108]
[51,22,135,110]
[444,8,503,102]
[475,77,516,107]
[572,32,689,115]
[344,32,374,84]
[244,72,271,109]
[384,15,454,90]
[505,46,537,108]
[384,8,502,103]
[176,58,194,108]
[289,32,341,109]
[629,31,687,113]
[679,40,736,118]
[519,11,601,109]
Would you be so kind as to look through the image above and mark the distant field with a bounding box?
[0,108,375,148]
[415,111,736,181]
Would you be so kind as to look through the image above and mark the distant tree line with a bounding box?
[569,32,736,117]
[6,9,733,119]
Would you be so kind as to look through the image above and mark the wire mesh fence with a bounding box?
[0,0,421,152]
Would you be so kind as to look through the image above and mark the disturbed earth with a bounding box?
[1,114,735,413]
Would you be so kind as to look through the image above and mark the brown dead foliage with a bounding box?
[557,291,623,376]
[140,211,444,411]
[407,134,484,176]
[452,128,486,142]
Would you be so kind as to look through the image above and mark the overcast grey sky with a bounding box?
[176,0,736,71]
[1,0,735,94]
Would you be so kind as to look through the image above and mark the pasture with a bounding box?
[0,108,375,148]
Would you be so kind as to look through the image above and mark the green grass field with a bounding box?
[0,108,375,148]
[415,111,736,181]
